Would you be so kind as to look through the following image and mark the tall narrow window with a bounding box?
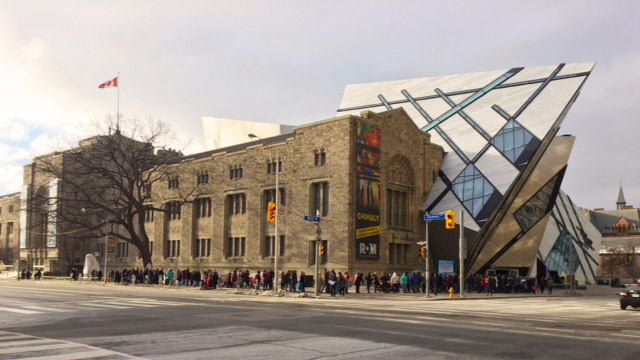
[311,182,329,217]
[267,160,282,175]
[226,238,233,257]
[195,198,211,218]
[166,202,181,220]
[279,235,285,256]
[386,189,409,228]
[227,194,246,215]
[265,236,272,257]
[197,171,209,185]
[168,176,179,189]
[264,189,286,210]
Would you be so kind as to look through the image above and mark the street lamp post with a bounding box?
[249,134,281,293]
[103,217,109,284]
[274,154,280,293]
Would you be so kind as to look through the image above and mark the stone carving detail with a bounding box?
[388,159,413,186]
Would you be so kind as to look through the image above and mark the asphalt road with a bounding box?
[0,281,639,360]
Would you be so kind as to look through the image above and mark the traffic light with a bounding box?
[267,203,276,222]
[419,247,427,258]
[445,211,456,229]
[319,245,325,256]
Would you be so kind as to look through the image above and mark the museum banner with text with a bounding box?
[355,120,381,259]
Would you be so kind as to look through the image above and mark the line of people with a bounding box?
[50,266,560,298]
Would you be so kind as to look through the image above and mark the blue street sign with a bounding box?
[304,215,321,223]
[424,214,446,221]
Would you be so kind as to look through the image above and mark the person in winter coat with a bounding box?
[365,273,373,293]
[401,272,408,293]
[354,273,362,293]
[390,272,400,293]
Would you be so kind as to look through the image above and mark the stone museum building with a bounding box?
[0,192,20,268]
[4,62,605,284]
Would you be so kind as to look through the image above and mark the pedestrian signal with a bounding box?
[319,245,325,256]
[445,211,455,229]
[419,247,427,258]
[267,203,276,222]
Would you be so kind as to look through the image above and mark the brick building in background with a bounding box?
[588,186,640,283]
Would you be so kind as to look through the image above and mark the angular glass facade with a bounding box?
[452,164,495,217]
[545,229,581,275]
[491,120,534,164]
[514,173,560,232]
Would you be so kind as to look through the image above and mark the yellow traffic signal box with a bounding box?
[445,211,456,229]
[267,203,276,222]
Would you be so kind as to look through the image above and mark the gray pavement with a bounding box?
[0,280,638,359]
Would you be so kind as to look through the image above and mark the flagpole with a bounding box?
[116,72,120,130]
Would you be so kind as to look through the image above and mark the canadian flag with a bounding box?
[98,77,118,89]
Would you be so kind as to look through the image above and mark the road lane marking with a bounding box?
[103,301,158,308]
[472,321,506,326]
[612,333,640,338]
[533,327,575,332]
[78,302,130,309]
[22,305,71,312]
[0,306,41,314]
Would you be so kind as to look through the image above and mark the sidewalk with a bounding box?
[2,278,620,300]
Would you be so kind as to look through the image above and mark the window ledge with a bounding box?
[387,225,412,232]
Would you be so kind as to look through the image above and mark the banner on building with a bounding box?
[355,121,381,260]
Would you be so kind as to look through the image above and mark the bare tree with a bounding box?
[601,246,635,282]
[0,246,17,267]
[29,115,193,268]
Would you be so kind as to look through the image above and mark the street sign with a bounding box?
[278,205,286,217]
[304,215,321,223]
[424,214,445,221]
[438,260,454,275]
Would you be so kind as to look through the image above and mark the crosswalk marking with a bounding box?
[78,302,130,309]
[0,342,80,354]
[0,306,41,314]
[19,349,118,360]
[0,339,58,347]
[0,335,32,341]
[0,331,144,359]
[0,297,191,315]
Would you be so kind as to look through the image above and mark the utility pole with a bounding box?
[459,210,464,298]
[425,212,430,298]
[274,155,280,293]
[632,246,636,283]
[569,233,574,294]
[315,220,321,296]
[103,217,108,284]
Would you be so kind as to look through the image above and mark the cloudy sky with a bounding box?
[1,1,638,209]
